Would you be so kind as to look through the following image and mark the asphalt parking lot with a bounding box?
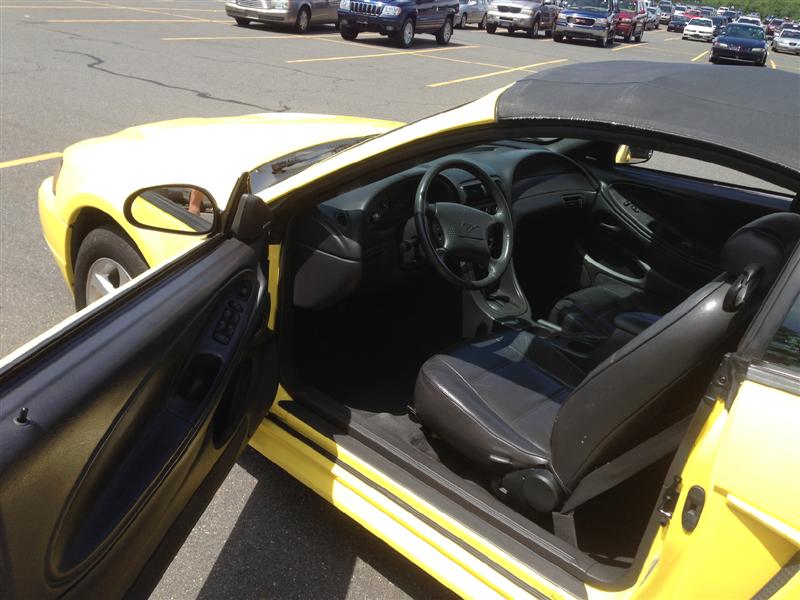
[1,1,799,597]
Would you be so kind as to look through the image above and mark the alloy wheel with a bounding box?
[85,257,133,304]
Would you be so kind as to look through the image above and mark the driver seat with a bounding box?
[414,213,800,511]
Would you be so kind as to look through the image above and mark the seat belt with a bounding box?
[552,416,692,545]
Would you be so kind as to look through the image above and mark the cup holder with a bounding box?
[567,339,595,354]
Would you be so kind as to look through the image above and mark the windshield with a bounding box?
[725,24,765,39]
[250,137,371,194]
[781,30,800,38]
[689,18,712,26]
[566,0,609,9]
[618,0,637,11]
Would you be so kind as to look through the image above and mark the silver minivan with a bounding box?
[225,0,338,33]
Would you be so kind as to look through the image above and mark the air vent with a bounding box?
[562,195,583,209]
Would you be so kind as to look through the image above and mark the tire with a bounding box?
[479,14,486,29]
[526,18,539,38]
[635,26,643,42]
[73,225,148,310]
[340,24,358,40]
[544,29,551,37]
[709,54,717,63]
[508,26,516,34]
[396,17,415,47]
[553,31,564,42]
[624,33,631,42]
[759,56,767,66]
[234,17,250,27]
[459,13,467,28]
[295,6,310,33]
[436,17,453,44]
[486,22,497,33]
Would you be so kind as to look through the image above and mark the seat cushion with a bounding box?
[549,283,673,337]
[414,331,585,472]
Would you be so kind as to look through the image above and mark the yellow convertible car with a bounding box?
[3,61,800,599]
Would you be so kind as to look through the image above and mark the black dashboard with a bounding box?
[289,141,598,309]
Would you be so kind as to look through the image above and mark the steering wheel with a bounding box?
[414,158,513,290]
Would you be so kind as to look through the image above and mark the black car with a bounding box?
[711,15,727,35]
[666,14,688,31]
[710,22,768,65]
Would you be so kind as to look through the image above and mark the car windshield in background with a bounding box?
[566,0,610,10]
[250,137,371,193]
[781,30,800,38]
[726,24,765,39]
[618,1,638,10]
[690,18,712,26]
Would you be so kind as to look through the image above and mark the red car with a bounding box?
[615,0,647,41]
[683,9,701,19]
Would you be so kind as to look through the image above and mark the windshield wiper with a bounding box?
[270,140,369,174]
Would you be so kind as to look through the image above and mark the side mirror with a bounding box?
[124,185,218,235]
[615,145,653,165]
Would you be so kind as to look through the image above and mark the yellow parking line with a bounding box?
[162,32,370,41]
[0,5,223,10]
[690,49,708,61]
[770,59,777,69]
[0,152,61,170]
[77,0,215,21]
[612,42,648,52]
[427,58,567,88]
[287,44,480,64]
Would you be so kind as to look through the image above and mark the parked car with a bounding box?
[615,0,647,41]
[766,18,784,38]
[485,0,559,38]
[737,16,761,27]
[338,0,457,47]
[711,15,727,35]
[553,0,617,46]
[772,27,800,54]
[225,0,337,33]
[14,61,800,600]
[710,22,768,64]
[683,16,714,40]
[454,0,489,28]
[645,6,660,29]
[658,1,673,23]
[667,13,689,31]
[716,4,728,14]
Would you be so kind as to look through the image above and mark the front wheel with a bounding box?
[340,24,358,40]
[234,17,250,27]
[635,27,643,42]
[553,31,564,42]
[396,17,415,47]
[458,13,467,28]
[486,22,497,33]
[709,54,717,63]
[436,17,453,44]
[73,225,148,310]
[526,18,539,38]
[479,14,486,29]
[295,6,310,33]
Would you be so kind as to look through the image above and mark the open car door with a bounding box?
[0,178,278,599]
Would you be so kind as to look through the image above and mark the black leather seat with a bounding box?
[414,213,800,511]
[549,283,675,338]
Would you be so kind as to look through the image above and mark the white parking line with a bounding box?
[427,58,567,88]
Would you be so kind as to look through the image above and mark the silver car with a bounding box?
[225,0,338,33]
[455,0,489,28]
[772,28,800,54]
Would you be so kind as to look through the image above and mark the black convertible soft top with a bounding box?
[497,61,800,178]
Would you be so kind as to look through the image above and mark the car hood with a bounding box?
[493,1,538,7]
[560,6,608,15]
[717,35,766,48]
[618,10,636,18]
[685,23,713,30]
[61,113,401,210]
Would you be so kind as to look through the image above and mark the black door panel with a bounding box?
[582,164,787,298]
[0,238,277,599]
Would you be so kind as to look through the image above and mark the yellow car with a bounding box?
[3,61,800,600]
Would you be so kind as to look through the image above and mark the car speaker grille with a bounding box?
[498,5,522,13]
[351,2,384,15]
[237,0,266,7]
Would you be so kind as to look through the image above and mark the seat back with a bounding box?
[550,212,800,492]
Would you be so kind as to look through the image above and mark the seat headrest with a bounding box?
[721,212,800,290]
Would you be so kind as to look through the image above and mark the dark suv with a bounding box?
[338,0,458,47]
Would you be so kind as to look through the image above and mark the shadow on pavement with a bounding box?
[196,447,457,599]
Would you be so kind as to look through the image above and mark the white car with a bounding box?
[737,16,762,26]
[683,17,714,40]
[716,5,728,15]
